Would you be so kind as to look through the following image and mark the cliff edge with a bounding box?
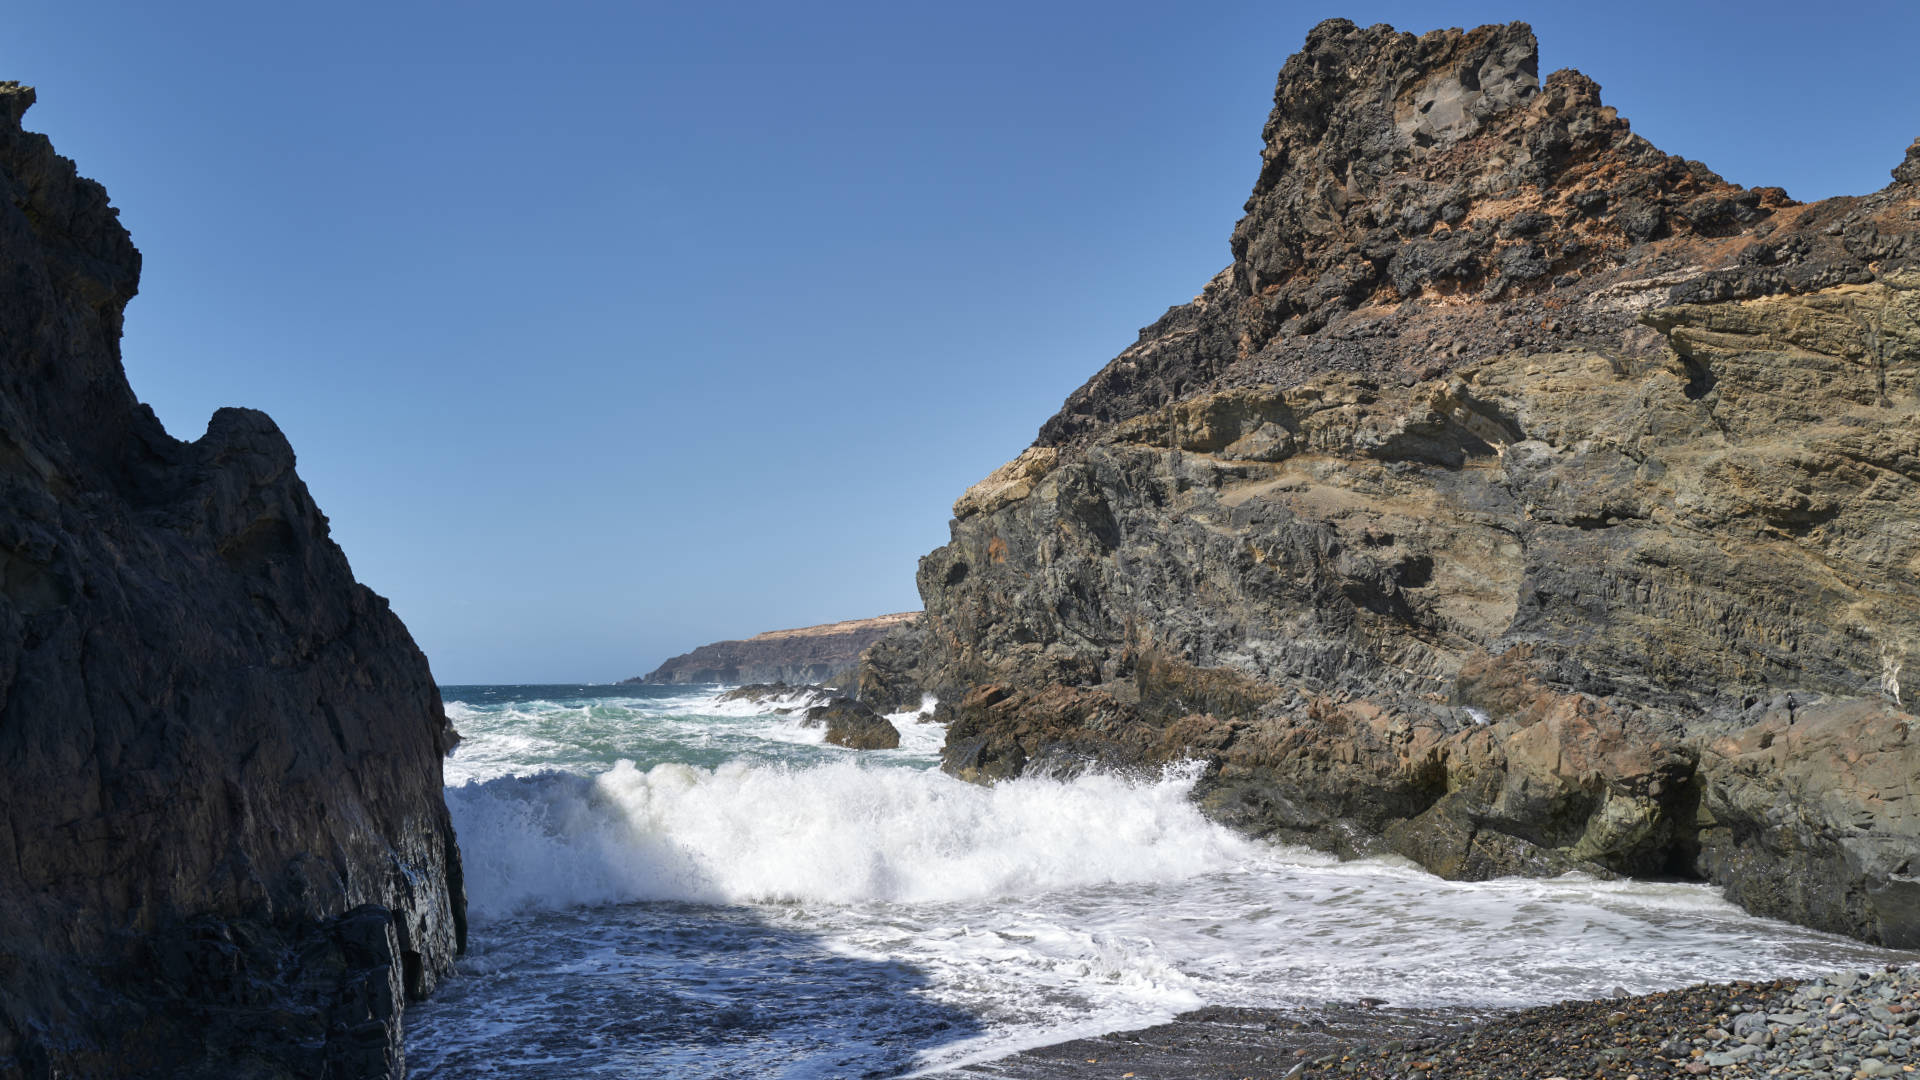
[865,21,1920,945]
[0,84,463,1077]
[633,612,917,686]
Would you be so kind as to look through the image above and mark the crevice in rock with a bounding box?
[1679,354,1718,400]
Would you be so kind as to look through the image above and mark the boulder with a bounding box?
[806,698,901,750]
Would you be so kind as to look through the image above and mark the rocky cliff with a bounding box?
[864,21,1920,945]
[634,612,917,686]
[0,84,463,1077]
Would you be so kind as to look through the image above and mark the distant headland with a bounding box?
[630,611,918,686]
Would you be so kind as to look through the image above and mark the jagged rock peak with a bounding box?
[1230,19,1773,326]
[1034,19,1842,449]
[0,81,32,124]
[1253,20,1542,189]
[1897,137,1920,185]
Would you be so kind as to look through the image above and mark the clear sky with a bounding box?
[6,1,1916,683]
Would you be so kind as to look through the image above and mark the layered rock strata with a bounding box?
[0,84,463,1077]
[863,21,1920,945]
[634,611,916,685]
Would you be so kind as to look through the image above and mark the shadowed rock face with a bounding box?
[0,83,463,1077]
[864,21,1920,945]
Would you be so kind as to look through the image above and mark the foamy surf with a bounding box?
[696,685,835,718]
[408,685,1917,1078]
[449,758,1249,917]
[440,683,946,785]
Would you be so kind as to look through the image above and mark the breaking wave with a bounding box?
[447,759,1252,920]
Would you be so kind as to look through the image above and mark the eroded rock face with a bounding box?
[0,83,463,1076]
[867,23,1920,945]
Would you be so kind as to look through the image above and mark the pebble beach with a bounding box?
[960,967,1920,1080]
[1300,966,1920,1080]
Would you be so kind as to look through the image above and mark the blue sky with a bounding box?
[6,1,1916,682]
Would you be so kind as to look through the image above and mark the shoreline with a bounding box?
[945,1003,1484,1079]
[954,967,1920,1079]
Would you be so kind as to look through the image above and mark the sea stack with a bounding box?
[862,20,1920,944]
[0,84,463,1077]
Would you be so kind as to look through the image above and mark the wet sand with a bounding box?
[947,1003,1486,1079]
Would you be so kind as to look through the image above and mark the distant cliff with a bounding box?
[864,21,1920,946]
[634,613,918,686]
[0,83,462,1078]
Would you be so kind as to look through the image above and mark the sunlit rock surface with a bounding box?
[634,611,917,687]
[864,21,1920,946]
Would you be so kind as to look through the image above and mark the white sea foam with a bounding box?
[443,731,571,786]
[886,695,945,754]
[439,748,1910,1076]
[448,759,1248,919]
[883,693,939,723]
[695,685,835,718]
[719,691,949,756]
[414,687,1917,1079]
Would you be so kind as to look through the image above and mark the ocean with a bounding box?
[404,684,1911,1078]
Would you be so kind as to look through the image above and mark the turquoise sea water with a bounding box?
[404,684,1914,1078]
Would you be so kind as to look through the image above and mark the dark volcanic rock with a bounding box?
[1035,20,1822,451]
[0,83,462,1077]
[805,697,901,750]
[1896,138,1920,186]
[854,613,930,713]
[633,612,917,686]
[864,22,1920,945]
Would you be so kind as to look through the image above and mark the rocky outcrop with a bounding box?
[866,22,1920,945]
[712,684,904,747]
[805,698,902,750]
[0,83,463,1077]
[854,614,931,712]
[633,612,917,686]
